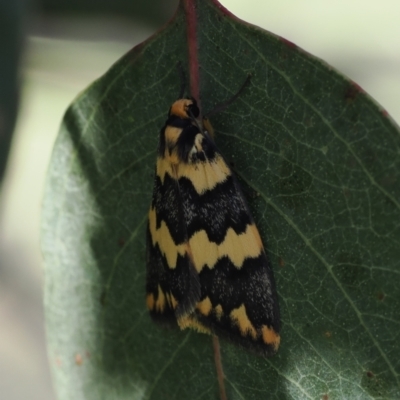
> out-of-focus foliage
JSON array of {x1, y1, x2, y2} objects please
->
[
  {"x1": 38, "y1": 0, "x2": 179, "y2": 25},
  {"x1": 0, "y1": 0, "x2": 24, "y2": 185}
]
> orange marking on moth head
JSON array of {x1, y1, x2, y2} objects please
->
[
  {"x1": 170, "y1": 99, "x2": 193, "y2": 119},
  {"x1": 261, "y1": 326, "x2": 280, "y2": 351}
]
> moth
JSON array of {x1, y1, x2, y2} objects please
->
[{"x1": 146, "y1": 82, "x2": 280, "y2": 356}]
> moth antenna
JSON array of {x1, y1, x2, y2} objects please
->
[{"x1": 206, "y1": 74, "x2": 251, "y2": 118}]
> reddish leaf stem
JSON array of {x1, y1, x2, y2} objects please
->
[
  {"x1": 183, "y1": 0, "x2": 200, "y2": 106},
  {"x1": 213, "y1": 336, "x2": 227, "y2": 400}
]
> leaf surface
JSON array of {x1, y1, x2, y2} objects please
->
[{"x1": 42, "y1": 1, "x2": 400, "y2": 399}]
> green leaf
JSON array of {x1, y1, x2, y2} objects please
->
[{"x1": 42, "y1": 0, "x2": 400, "y2": 399}]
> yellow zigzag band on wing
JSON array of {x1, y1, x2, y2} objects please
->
[
  {"x1": 189, "y1": 226, "x2": 263, "y2": 272},
  {"x1": 148, "y1": 207, "x2": 189, "y2": 269},
  {"x1": 230, "y1": 304, "x2": 280, "y2": 349},
  {"x1": 156, "y1": 155, "x2": 231, "y2": 194},
  {"x1": 148, "y1": 207, "x2": 263, "y2": 271},
  {"x1": 192, "y1": 298, "x2": 280, "y2": 349},
  {"x1": 196, "y1": 297, "x2": 224, "y2": 320},
  {"x1": 177, "y1": 315, "x2": 211, "y2": 334},
  {"x1": 146, "y1": 286, "x2": 178, "y2": 312},
  {"x1": 230, "y1": 304, "x2": 257, "y2": 339}
]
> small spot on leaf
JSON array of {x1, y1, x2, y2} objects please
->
[
  {"x1": 324, "y1": 331, "x2": 332, "y2": 339},
  {"x1": 344, "y1": 82, "x2": 364, "y2": 102},
  {"x1": 361, "y1": 369, "x2": 387, "y2": 397},
  {"x1": 342, "y1": 187, "x2": 351, "y2": 198},
  {"x1": 344, "y1": 86, "x2": 360, "y2": 102},
  {"x1": 75, "y1": 353, "x2": 83, "y2": 366},
  {"x1": 376, "y1": 291, "x2": 385, "y2": 301}
]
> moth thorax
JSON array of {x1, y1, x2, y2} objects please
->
[
  {"x1": 164, "y1": 126, "x2": 182, "y2": 165},
  {"x1": 188, "y1": 133, "x2": 204, "y2": 162}
]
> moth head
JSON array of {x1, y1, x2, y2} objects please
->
[{"x1": 169, "y1": 98, "x2": 199, "y2": 119}]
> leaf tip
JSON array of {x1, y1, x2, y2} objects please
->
[{"x1": 210, "y1": 0, "x2": 237, "y2": 19}]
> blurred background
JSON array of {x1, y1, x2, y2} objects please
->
[{"x1": 0, "y1": 0, "x2": 399, "y2": 398}]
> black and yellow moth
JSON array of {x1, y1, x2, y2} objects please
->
[{"x1": 146, "y1": 94, "x2": 280, "y2": 357}]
